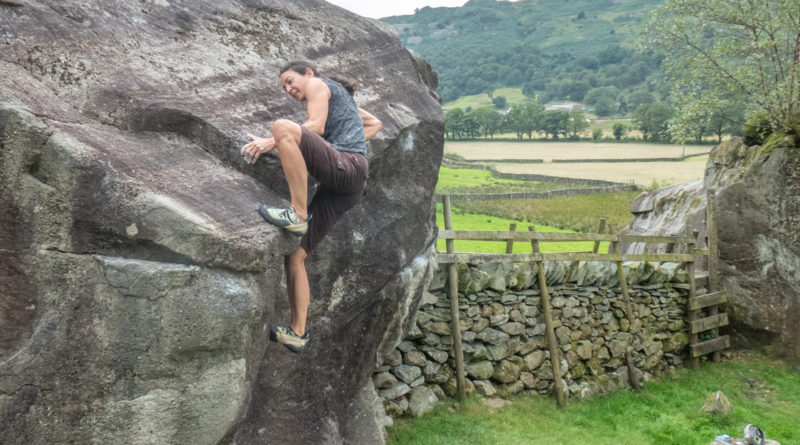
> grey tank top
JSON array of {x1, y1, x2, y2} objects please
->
[{"x1": 319, "y1": 76, "x2": 367, "y2": 155}]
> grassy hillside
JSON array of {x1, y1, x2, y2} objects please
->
[
  {"x1": 442, "y1": 88, "x2": 527, "y2": 111},
  {"x1": 383, "y1": 0, "x2": 665, "y2": 104}
]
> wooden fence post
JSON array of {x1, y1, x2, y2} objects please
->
[
  {"x1": 610, "y1": 224, "x2": 642, "y2": 391},
  {"x1": 443, "y1": 195, "x2": 467, "y2": 401},
  {"x1": 506, "y1": 223, "x2": 517, "y2": 254},
  {"x1": 707, "y1": 191, "x2": 721, "y2": 363},
  {"x1": 593, "y1": 218, "x2": 607, "y2": 254},
  {"x1": 609, "y1": 224, "x2": 634, "y2": 328},
  {"x1": 529, "y1": 226, "x2": 566, "y2": 408},
  {"x1": 686, "y1": 226, "x2": 699, "y2": 369}
]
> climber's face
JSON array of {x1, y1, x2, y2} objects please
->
[{"x1": 280, "y1": 68, "x2": 314, "y2": 102}]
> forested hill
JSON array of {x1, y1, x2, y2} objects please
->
[{"x1": 382, "y1": 0, "x2": 664, "y2": 107}]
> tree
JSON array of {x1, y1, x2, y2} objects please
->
[
  {"x1": 708, "y1": 103, "x2": 746, "y2": 143},
  {"x1": 592, "y1": 128, "x2": 604, "y2": 142},
  {"x1": 492, "y1": 96, "x2": 507, "y2": 109},
  {"x1": 461, "y1": 113, "x2": 480, "y2": 138},
  {"x1": 612, "y1": 122, "x2": 626, "y2": 141},
  {"x1": 444, "y1": 108, "x2": 464, "y2": 139},
  {"x1": 472, "y1": 108, "x2": 504, "y2": 139},
  {"x1": 645, "y1": 0, "x2": 800, "y2": 140},
  {"x1": 512, "y1": 100, "x2": 544, "y2": 139},
  {"x1": 568, "y1": 109, "x2": 589, "y2": 138},
  {"x1": 504, "y1": 106, "x2": 526, "y2": 139},
  {"x1": 633, "y1": 102, "x2": 675, "y2": 142},
  {"x1": 542, "y1": 110, "x2": 570, "y2": 139},
  {"x1": 594, "y1": 96, "x2": 616, "y2": 117}
]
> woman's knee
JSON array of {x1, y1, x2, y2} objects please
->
[
  {"x1": 286, "y1": 247, "x2": 308, "y2": 266},
  {"x1": 273, "y1": 119, "x2": 301, "y2": 144}
]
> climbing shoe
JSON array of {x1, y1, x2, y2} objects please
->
[
  {"x1": 269, "y1": 325, "x2": 309, "y2": 353},
  {"x1": 259, "y1": 205, "x2": 307, "y2": 236}
]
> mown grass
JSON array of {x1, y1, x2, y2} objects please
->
[{"x1": 388, "y1": 352, "x2": 800, "y2": 445}]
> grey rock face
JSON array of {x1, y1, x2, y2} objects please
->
[
  {"x1": 622, "y1": 138, "x2": 800, "y2": 363},
  {"x1": 709, "y1": 141, "x2": 800, "y2": 363},
  {"x1": 0, "y1": 1, "x2": 442, "y2": 444}
]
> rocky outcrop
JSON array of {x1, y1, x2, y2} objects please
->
[
  {"x1": 623, "y1": 138, "x2": 800, "y2": 363},
  {"x1": 0, "y1": 1, "x2": 442, "y2": 444},
  {"x1": 708, "y1": 139, "x2": 800, "y2": 363}
]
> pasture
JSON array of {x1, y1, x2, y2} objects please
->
[
  {"x1": 493, "y1": 157, "x2": 707, "y2": 187},
  {"x1": 445, "y1": 141, "x2": 711, "y2": 162}
]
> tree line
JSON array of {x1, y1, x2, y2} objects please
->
[{"x1": 445, "y1": 100, "x2": 742, "y2": 143}]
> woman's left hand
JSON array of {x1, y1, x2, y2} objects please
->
[{"x1": 242, "y1": 134, "x2": 276, "y2": 164}]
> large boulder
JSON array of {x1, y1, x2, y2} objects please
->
[
  {"x1": 708, "y1": 139, "x2": 800, "y2": 363},
  {"x1": 623, "y1": 138, "x2": 800, "y2": 363},
  {"x1": 0, "y1": 1, "x2": 443, "y2": 444},
  {"x1": 620, "y1": 180, "x2": 708, "y2": 260}
]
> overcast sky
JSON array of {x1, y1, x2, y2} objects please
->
[{"x1": 326, "y1": 0, "x2": 470, "y2": 19}]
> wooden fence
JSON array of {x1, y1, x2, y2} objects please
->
[{"x1": 437, "y1": 195, "x2": 728, "y2": 408}]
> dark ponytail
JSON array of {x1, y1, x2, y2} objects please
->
[
  {"x1": 279, "y1": 60, "x2": 357, "y2": 97},
  {"x1": 328, "y1": 75, "x2": 357, "y2": 96}
]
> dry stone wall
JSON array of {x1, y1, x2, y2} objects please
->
[{"x1": 373, "y1": 260, "x2": 695, "y2": 417}]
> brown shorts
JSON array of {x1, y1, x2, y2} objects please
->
[{"x1": 298, "y1": 127, "x2": 368, "y2": 253}]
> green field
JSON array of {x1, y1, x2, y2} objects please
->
[
  {"x1": 453, "y1": 191, "x2": 641, "y2": 234},
  {"x1": 388, "y1": 352, "x2": 800, "y2": 445},
  {"x1": 442, "y1": 88, "x2": 528, "y2": 112},
  {"x1": 435, "y1": 166, "x2": 635, "y2": 252},
  {"x1": 436, "y1": 166, "x2": 590, "y2": 194},
  {"x1": 435, "y1": 203, "x2": 606, "y2": 253}
]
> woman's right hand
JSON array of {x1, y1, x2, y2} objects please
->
[{"x1": 242, "y1": 134, "x2": 276, "y2": 164}]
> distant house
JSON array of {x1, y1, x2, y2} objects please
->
[
  {"x1": 544, "y1": 103, "x2": 593, "y2": 113},
  {"x1": 545, "y1": 103, "x2": 575, "y2": 111}
]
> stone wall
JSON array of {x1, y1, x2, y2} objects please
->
[
  {"x1": 373, "y1": 260, "x2": 695, "y2": 417},
  {"x1": 434, "y1": 184, "x2": 636, "y2": 202}
]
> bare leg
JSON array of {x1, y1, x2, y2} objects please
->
[
  {"x1": 272, "y1": 119, "x2": 308, "y2": 221},
  {"x1": 285, "y1": 247, "x2": 309, "y2": 336}
]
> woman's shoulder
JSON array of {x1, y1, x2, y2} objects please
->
[{"x1": 306, "y1": 76, "x2": 331, "y2": 98}]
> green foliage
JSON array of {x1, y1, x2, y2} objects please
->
[
  {"x1": 708, "y1": 103, "x2": 745, "y2": 143},
  {"x1": 632, "y1": 102, "x2": 675, "y2": 142},
  {"x1": 389, "y1": 353, "x2": 800, "y2": 445},
  {"x1": 569, "y1": 109, "x2": 590, "y2": 137},
  {"x1": 612, "y1": 122, "x2": 626, "y2": 141},
  {"x1": 592, "y1": 127, "x2": 604, "y2": 141},
  {"x1": 541, "y1": 110, "x2": 570, "y2": 139},
  {"x1": 383, "y1": 0, "x2": 663, "y2": 103},
  {"x1": 743, "y1": 111, "x2": 776, "y2": 146},
  {"x1": 645, "y1": 0, "x2": 800, "y2": 142},
  {"x1": 491, "y1": 96, "x2": 507, "y2": 109},
  {"x1": 505, "y1": 100, "x2": 545, "y2": 140}
]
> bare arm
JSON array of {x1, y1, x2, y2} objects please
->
[
  {"x1": 242, "y1": 78, "x2": 330, "y2": 163},
  {"x1": 302, "y1": 78, "x2": 330, "y2": 135},
  {"x1": 359, "y1": 108, "x2": 382, "y2": 140}
]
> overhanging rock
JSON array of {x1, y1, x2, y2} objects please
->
[{"x1": 0, "y1": 1, "x2": 443, "y2": 443}]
